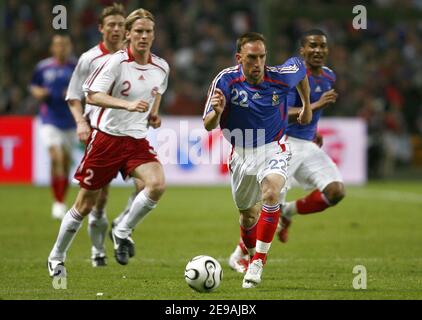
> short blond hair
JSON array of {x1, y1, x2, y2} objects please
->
[{"x1": 125, "y1": 8, "x2": 155, "y2": 31}]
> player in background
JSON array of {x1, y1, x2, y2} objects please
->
[
  {"x1": 228, "y1": 29, "x2": 345, "y2": 272},
  {"x1": 276, "y1": 29, "x2": 345, "y2": 242},
  {"x1": 66, "y1": 3, "x2": 143, "y2": 267},
  {"x1": 203, "y1": 32, "x2": 312, "y2": 288},
  {"x1": 30, "y1": 34, "x2": 77, "y2": 220},
  {"x1": 47, "y1": 8, "x2": 169, "y2": 276}
]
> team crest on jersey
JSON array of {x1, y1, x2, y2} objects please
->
[
  {"x1": 272, "y1": 92, "x2": 279, "y2": 106},
  {"x1": 139, "y1": 74, "x2": 145, "y2": 80},
  {"x1": 44, "y1": 69, "x2": 56, "y2": 83},
  {"x1": 315, "y1": 85, "x2": 322, "y2": 93},
  {"x1": 151, "y1": 86, "x2": 159, "y2": 97}
]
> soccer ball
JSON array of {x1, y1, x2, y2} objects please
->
[{"x1": 184, "y1": 255, "x2": 223, "y2": 293}]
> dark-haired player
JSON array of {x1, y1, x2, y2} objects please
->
[{"x1": 204, "y1": 32, "x2": 312, "y2": 288}]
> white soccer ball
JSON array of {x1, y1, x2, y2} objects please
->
[{"x1": 184, "y1": 255, "x2": 223, "y2": 293}]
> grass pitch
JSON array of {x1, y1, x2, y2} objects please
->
[{"x1": 0, "y1": 182, "x2": 421, "y2": 300}]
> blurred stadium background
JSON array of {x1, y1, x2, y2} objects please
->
[
  {"x1": 1, "y1": 0, "x2": 422, "y2": 181},
  {"x1": 0, "y1": 0, "x2": 421, "y2": 300}
]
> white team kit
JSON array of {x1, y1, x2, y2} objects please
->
[
  {"x1": 66, "y1": 42, "x2": 113, "y2": 117},
  {"x1": 82, "y1": 47, "x2": 169, "y2": 138}
]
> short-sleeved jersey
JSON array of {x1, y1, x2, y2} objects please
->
[
  {"x1": 66, "y1": 42, "x2": 112, "y2": 118},
  {"x1": 203, "y1": 57, "x2": 306, "y2": 148},
  {"x1": 286, "y1": 66, "x2": 336, "y2": 141},
  {"x1": 83, "y1": 47, "x2": 169, "y2": 139},
  {"x1": 31, "y1": 57, "x2": 77, "y2": 129}
]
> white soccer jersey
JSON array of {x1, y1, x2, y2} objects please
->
[
  {"x1": 83, "y1": 47, "x2": 169, "y2": 139},
  {"x1": 66, "y1": 42, "x2": 112, "y2": 117}
]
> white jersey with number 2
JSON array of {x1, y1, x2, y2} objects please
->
[{"x1": 83, "y1": 47, "x2": 169, "y2": 139}]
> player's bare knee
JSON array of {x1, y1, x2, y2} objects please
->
[
  {"x1": 146, "y1": 180, "x2": 166, "y2": 199},
  {"x1": 262, "y1": 188, "x2": 280, "y2": 205},
  {"x1": 74, "y1": 201, "x2": 95, "y2": 216},
  {"x1": 239, "y1": 209, "x2": 258, "y2": 228},
  {"x1": 324, "y1": 182, "x2": 345, "y2": 205},
  {"x1": 75, "y1": 189, "x2": 100, "y2": 215},
  {"x1": 134, "y1": 178, "x2": 145, "y2": 193}
]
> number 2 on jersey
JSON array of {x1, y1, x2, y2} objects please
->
[{"x1": 120, "y1": 81, "x2": 131, "y2": 96}]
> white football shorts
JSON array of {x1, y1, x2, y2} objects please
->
[
  {"x1": 229, "y1": 136, "x2": 291, "y2": 210},
  {"x1": 286, "y1": 136, "x2": 343, "y2": 191},
  {"x1": 40, "y1": 124, "x2": 76, "y2": 153}
]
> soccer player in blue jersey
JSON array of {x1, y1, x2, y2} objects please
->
[
  {"x1": 203, "y1": 32, "x2": 312, "y2": 288},
  {"x1": 276, "y1": 29, "x2": 345, "y2": 243},
  {"x1": 30, "y1": 34, "x2": 77, "y2": 220}
]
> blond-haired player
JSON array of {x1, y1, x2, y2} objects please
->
[
  {"x1": 48, "y1": 8, "x2": 169, "y2": 276},
  {"x1": 66, "y1": 3, "x2": 143, "y2": 268}
]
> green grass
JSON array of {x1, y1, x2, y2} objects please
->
[{"x1": 0, "y1": 182, "x2": 421, "y2": 300}]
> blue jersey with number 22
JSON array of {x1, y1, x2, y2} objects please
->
[{"x1": 203, "y1": 57, "x2": 306, "y2": 148}]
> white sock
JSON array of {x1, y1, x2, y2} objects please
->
[
  {"x1": 88, "y1": 210, "x2": 108, "y2": 256},
  {"x1": 113, "y1": 192, "x2": 137, "y2": 225},
  {"x1": 256, "y1": 240, "x2": 272, "y2": 255},
  {"x1": 283, "y1": 201, "x2": 297, "y2": 220},
  {"x1": 49, "y1": 207, "x2": 84, "y2": 262},
  {"x1": 115, "y1": 191, "x2": 156, "y2": 239}
]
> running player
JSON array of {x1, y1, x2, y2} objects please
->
[
  {"x1": 228, "y1": 30, "x2": 345, "y2": 272},
  {"x1": 203, "y1": 32, "x2": 311, "y2": 288},
  {"x1": 47, "y1": 8, "x2": 169, "y2": 276},
  {"x1": 277, "y1": 29, "x2": 345, "y2": 243},
  {"x1": 66, "y1": 3, "x2": 144, "y2": 267},
  {"x1": 30, "y1": 34, "x2": 76, "y2": 220}
]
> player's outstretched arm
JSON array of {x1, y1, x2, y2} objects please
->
[
  {"x1": 86, "y1": 91, "x2": 149, "y2": 112},
  {"x1": 296, "y1": 76, "x2": 312, "y2": 125},
  {"x1": 204, "y1": 88, "x2": 226, "y2": 131}
]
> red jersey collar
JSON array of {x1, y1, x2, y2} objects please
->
[
  {"x1": 99, "y1": 42, "x2": 110, "y2": 54},
  {"x1": 127, "y1": 46, "x2": 152, "y2": 64}
]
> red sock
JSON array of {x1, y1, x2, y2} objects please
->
[
  {"x1": 238, "y1": 239, "x2": 249, "y2": 255},
  {"x1": 240, "y1": 223, "x2": 257, "y2": 252},
  {"x1": 253, "y1": 204, "x2": 280, "y2": 263},
  {"x1": 52, "y1": 176, "x2": 69, "y2": 203},
  {"x1": 296, "y1": 190, "x2": 330, "y2": 214}
]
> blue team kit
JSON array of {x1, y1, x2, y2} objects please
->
[
  {"x1": 205, "y1": 57, "x2": 306, "y2": 147},
  {"x1": 286, "y1": 66, "x2": 336, "y2": 140},
  {"x1": 31, "y1": 57, "x2": 77, "y2": 129}
]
